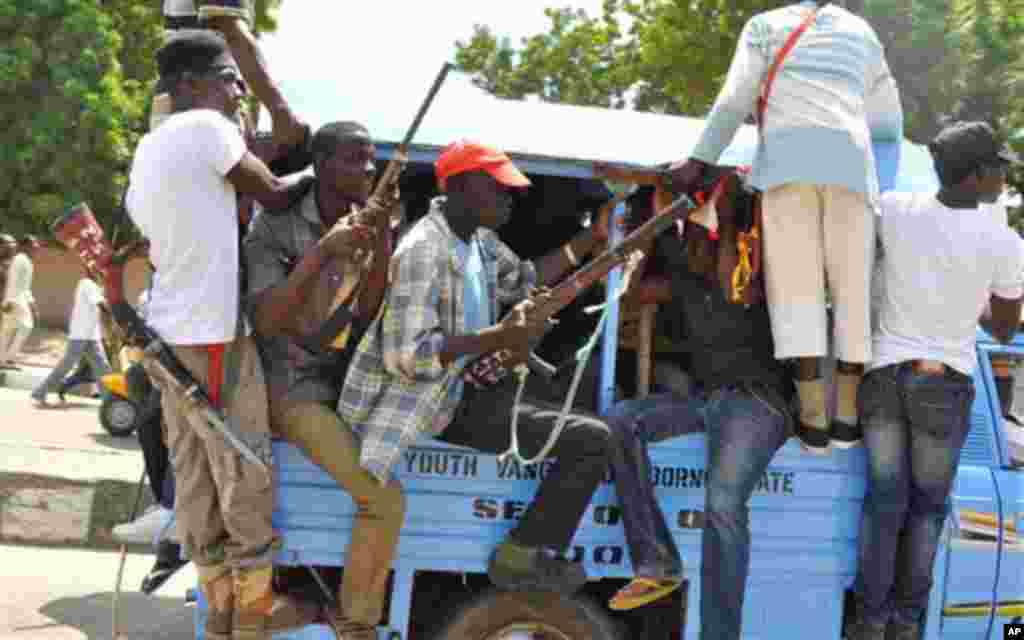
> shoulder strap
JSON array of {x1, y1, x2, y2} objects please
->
[{"x1": 755, "y1": 7, "x2": 820, "y2": 129}]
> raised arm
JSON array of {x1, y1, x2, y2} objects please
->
[{"x1": 205, "y1": 16, "x2": 307, "y2": 148}]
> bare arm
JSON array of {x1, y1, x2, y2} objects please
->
[
  {"x1": 249, "y1": 222, "x2": 375, "y2": 336},
  {"x1": 249, "y1": 246, "x2": 328, "y2": 336},
  {"x1": 439, "y1": 327, "x2": 515, "y2": 368},
  {"x1": 533, "y1": 200, "x2": 613, "y2": 285},
  {"x1": 226, "y1": 151, "x2": 291, "y2": 201},
  {"x1": 980, "y1": 294, "x2": 1023, "y2": 344},
  {"x1": 208, "y1": 17, "x2": 306, "y2": 147}
]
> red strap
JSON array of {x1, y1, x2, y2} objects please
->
[
  {"x1": 206, "y1": 344, "x2": 226, "y2": 409},
  {"x1": 756, "y1": 8, "x2": 820, "y2": 129}
]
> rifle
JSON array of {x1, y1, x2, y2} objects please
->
[
  {"x1": 305, "y1": 62, "x2": 455, "y2": 355},
  {"x1": 461, "y1": 186, "x2": 699, "y2": 389},
  {"x1": 51, "y1": 203, "x2": 271, "y2": 481}
]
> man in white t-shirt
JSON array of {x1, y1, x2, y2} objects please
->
[
  {"x1": 1, "y1": 235, "x2": 40, "y2": 369},
  {"x1": 31, "y1": 278, "x2": 111, "y2": 404},
  {"x1": 849, "y1": 121, "x2": 1024, "y2": 640},
  {"x1": 124, "y1": 31, "x2": 325, "y2": 639}
]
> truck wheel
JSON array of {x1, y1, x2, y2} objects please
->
[
  {"x1": 431, "y1": 589, "x2": 622, "y2": 640},
  {"x1": 99, "y1": 395, "x2": 139, "y2": 437}
]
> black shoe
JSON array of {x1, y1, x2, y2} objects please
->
[
  {"x1": 140, "y1": 541, "x2": 187, "y2": 595},
  {"x1": 57, "y1": 390, "x2": 66, "y2": 404},
  {"x1": 487, "y1": 541, "x2": 587, "y2": 594},
  {"x1": 831, "y1": 420, "x2": 863, "y2": 449},
  {"x1": 796, "y1": 421, "x2": 831, "y2": 455}
]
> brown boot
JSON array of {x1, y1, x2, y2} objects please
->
[
  {"x1": 197, "y1": 565, "x2": 234, "y2": 640},
  {"x1": 233, "y1": 566, "x2": 318, "y2": 640}
]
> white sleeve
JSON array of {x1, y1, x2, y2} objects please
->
[
  {"x1": 195, "y1": 111, "x2": 248, "y2": 177},
  {"x1": 690, "y1": 17, "x2": 769, "y2": 163},
  {"x1": 992, "y1": 229, "x2": 1024, "y2": 299}
]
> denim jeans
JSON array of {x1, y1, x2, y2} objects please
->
[
  {"x1": 855, "y1": 364, "x2": 975, "y2": 627},
  {"x1": 33, "y1": 339, "x2": 112, "y2": 398},
  {"x1": 607, "y1": 386, "x2": 789, "y2": 640},
  {"x1": 606, "y1": 393, "x2": 704, "y2": 578}
]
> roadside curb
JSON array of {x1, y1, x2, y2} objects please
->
[{"x1": 0, "y1": 471, "x2": 156, "y2": 552}]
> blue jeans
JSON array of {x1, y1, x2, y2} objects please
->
[
  {"x1": 855, "y1": 364, "x2": 975, "y2": 627},
  {"x1": 33, "y1": 339, "x2": 111, "y2": 398},
  {"x1": 607, "y1": 386, "x2": 790, "y2": 640}
]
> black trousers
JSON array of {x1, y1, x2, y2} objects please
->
[
  {"x1": 438, "y1": 376, "x2": 611, "y2": 551},
  {"x1": 130, "y1": 365, "x2": 175, "y2": 510}
]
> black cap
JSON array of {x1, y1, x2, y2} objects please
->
[
  {"x1": 929, "y1": 121, "x2": 1020, "y2": 168},
  {"x1": 156, "y1": 30, "x2": 230, "y2": 81}
]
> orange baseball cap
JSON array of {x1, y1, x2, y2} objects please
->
[{"x1": 435, "y1": 140, "x2": 531, "y2": 191}]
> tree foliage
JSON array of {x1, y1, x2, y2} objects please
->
[
  {"x1": 455, "y1": 0, "x2": 1024, "y2": 142},
  {"x1": 0, "y1": 0, "x2": 158, "y2": 237},
  {"x1": 455, "y1": 0, "x2": 780, "y2": 115},
  {"x1": 0, "y1": 0, "x2": 282, "y2": 238},
  {"x1": 456, "y1": 0, "x2": 1024, "y2": 228}
]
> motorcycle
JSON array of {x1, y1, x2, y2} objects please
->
[{"x1": 97, "y1": 347, "x2": 157, "y2": 437}]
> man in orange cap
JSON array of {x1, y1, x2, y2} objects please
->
[{"x1": 341, "y1": 140, "x2": 613, "y2": 594}]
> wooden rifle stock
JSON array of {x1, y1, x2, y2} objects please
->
[
  {"x1": 315, "y1": 62, "x2": 455, "y2": 353},
  {"x1": 461, "y1": 189, "x2": 698, "y2": 389}
]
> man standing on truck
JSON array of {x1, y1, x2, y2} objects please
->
[
  {"x1": 668, "y1": 0, "x2": 903, "y2": 454},
  {"x1": 848, "y1": 121, "x2": 1024, "y2": 640},
  {"x1": 245, "y1": 121, "x2": 403, "y2": 640},
  {"x1": 340, "y1": 140, "x2": 614, "y2": 594},
  {"x1": 600, "y1": 208, "x2": 795, "y2": 640},
  {"x1": 126, "y1": 30, "x2": 321, "y2": 640}
]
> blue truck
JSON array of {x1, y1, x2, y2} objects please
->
[{"x1": 192, "y1": 77, "x2": 1024, "y2": 639}]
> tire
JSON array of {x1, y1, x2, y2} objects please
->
[
  {"x1": 99, "y1": 395, "x2": 139, "y2": 437},
  {"x1": 431, "y1": 589, "x2": 622, "y2": 640}
]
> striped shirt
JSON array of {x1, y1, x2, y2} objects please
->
[{"x1": 690, "y1": 1, "x2": 903, "y2": 211}]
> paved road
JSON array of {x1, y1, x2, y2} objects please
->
[
  {"x1": 0, "y1": 386, "x2": 143, "y2": 484},
  {"x1": 0, "y1": 544, "x2": 197, "y2": 640}
]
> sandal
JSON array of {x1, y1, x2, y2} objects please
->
[{"x1": 609, "y1": 577, "x2": 682, "y2": 611}]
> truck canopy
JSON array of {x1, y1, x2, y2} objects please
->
[{"x1": 284, "y1": 69, "x2": 939, "y2": 192}]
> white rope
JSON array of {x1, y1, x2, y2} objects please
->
[{"x1": 498, "y1": 253, "x2": 643, "y2": 466}]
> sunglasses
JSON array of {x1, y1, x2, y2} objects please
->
[{"x1": 207, "y1": 66, "x2": 247, "y2": 93}]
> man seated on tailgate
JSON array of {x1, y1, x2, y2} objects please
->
[
  {"x1": 244, "y1": 121, "x2": 404, "y2": 640},
  {"x1": 340, "y1": 141, "x2": 614, "y2": 595}
]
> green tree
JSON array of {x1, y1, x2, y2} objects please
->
[
  {"x1": 0, "y1": 0, "x2": 282, "y2": 238},
  {"x1": 455, "y1": 0, "x2": 1024, "y2": 143},
  {"x1": 0, "y1": 0, "x2": 156, "y2": 237}
]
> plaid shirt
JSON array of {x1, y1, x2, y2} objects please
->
[{"x1": 339, "y1": 198, "x2": 537, "y2": 483}]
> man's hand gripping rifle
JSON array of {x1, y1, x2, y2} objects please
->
[
  {"x1": 462, "y1": 173, "x2": 698, "y2": 390},
  {"x1": 308, "y1": 62, "x2": 455, "y2": 354},
  {"x1": 52, "y1": 203, "x2": 271, "y2": 482}
]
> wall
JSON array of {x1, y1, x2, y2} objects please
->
[{"x1": 29, "y1": 247, "x2": 150, "y2": 330}]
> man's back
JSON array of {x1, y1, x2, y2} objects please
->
[
  {"x1": 126, "y1": 108, "x2": 247, "y2": 344},
  {"x1": 749, "y1": 2, "x2": 900, "y2": 194},
  {"x1": 873, "y1": 191, "x2": 1024, "y2": 374},
  {"x1": 68, "y1": 279, "x2": 103, "y2": 342}
]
